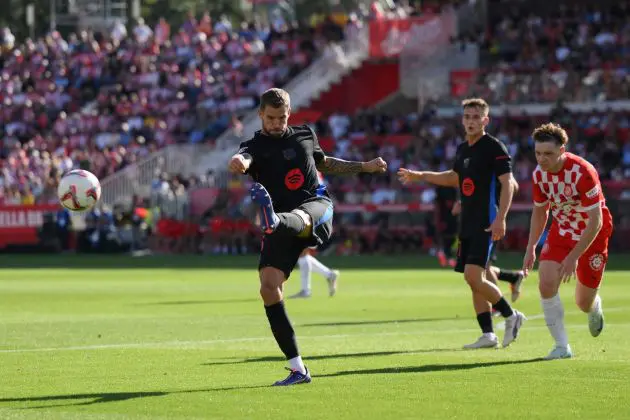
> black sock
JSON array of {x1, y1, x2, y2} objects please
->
[
  {"x1": 498, "y1": 269, "x2": 521, "y2": 284},
  {"x1": 492, "y1": 297, "x2": 514, "y2": 318},
  {"x1": 264, "y1": 301, "x2": 299, "y2": 359},
  {"x1": 476, "y1": 312, "x2": 494, "y2": 334},
  {"x1": 275, "y1": 213, "x2": 306, "y2": 236}
]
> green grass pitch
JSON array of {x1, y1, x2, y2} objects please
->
[{"x1": 1, "y1": 254, "x2": 629, "y2": 419}]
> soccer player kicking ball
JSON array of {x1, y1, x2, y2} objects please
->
[
  {"x1": 228, "y1": 88, "x2": 387, "y2": 386},
  {"x1": 398, "y1": 98, "x2": 526, "y2": 349},
  {"x1": 523, "y1": 123, "x2": 611, "y2": 360}
]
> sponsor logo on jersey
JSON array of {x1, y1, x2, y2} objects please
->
[
  {"x1": 285, "y1": 168, "x2": 305, "y2": 191},
  {"x1": 461, "y1": 178, "x2": 475, "y2": 196},
  {"x1": 586, "y1": 186, "x2": 600, "y2": 199}
]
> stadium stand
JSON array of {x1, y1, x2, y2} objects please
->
[{"x1": 1, "y1": 0, "x2": 629, "y2": 255}]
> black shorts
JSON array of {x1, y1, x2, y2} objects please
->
[
  {"x1": 259, "y1": 196, "x2": 334, "y2": 279},
  {"x1": 454, "y1": 232, "x2": 496, "y2": 273}
]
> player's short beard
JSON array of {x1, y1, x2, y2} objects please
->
[{"x1": 265, "y1": 127, "x2": 286, "y2": 138}]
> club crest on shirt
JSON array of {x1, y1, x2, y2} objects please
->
[
  {"x1": 589, "y1": 253, "x2": 604, "y2": 271},
  {"x1": 283, "y1": 148, "x2": 296, "y2": 160},
  {"x1": 563, "y1": 185, "x2": 572, "y2": 197}
]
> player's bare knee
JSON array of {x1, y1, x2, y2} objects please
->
[
  {"x1": 538, "y1": 281, "x2": 557, "y2": 299},
  {"x1": 575, "y1": 295, "x2": 593, "y2": 313},
  {"x1": 575, "y1": 288, "x2": 597, "y2": 313},
  {"x1": 463, "y1": 267, "x2": 484, "y2": 291},
  {"x1": 292, "y1": 209, "x2": 313, "y2": 238},
  {"x1": 259, "y1": 267, "x2": 285, "y2": 301},
  {"x1": 464, "y1": 277, "x2": 481, "y2": 291},
  {"x1": 292, "y1": 209, "x2": 312, "y2": 227}
]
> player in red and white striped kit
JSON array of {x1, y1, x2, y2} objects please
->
[{"x1": 523, "y1": 123, "x2": 612, "y2": 360}]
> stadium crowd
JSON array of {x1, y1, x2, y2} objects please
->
[
  {"x1": 0, "y1": 10, "x2": 357, "y2": 205},
  {"x1": 448, "y1": 0, "x2": 630, "y2": 104},
  {"x1": 2, "y1": 0, "x2": 630, "y2": 255}
]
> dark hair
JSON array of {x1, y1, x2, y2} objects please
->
[
  {"x1": 532, "y1": 123, "x2": 569, "y2": 146},
  {"x1": 260, "y1": 88, "x2": 290, "y2": 110},
  {"x1": 461, "y1": 97, "x2": 489, "y2": 115}
]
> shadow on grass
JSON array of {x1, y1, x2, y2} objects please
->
[
  {"x1": 2, "y1": 386, "x2": 269, "y2": 409},
  {"x1": 299, "y1": 317, "x2": 457, "y2": 327},
  {"x1": 140, "y1": 298, "x2": 258, "y2": 306},
  {"x1": 202, "y1": 348, "x2": 463, "y2": 366},
  {"x1": 1, "y1": 358, "x2": 546, "y2": 409},
  {"x1": 314, "y1": 357, "x2": 546, "y2": 378}
]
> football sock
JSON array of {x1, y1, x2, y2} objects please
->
[
  {"x1": 497, "y1": 269, "x2": 521, "y2": 284},
  {"x1": 589, "y1": 294, "x2": 601, "y2": 314},
  {"x1": 492, "y1": 297, "x2": 515, "y2": 318},
  {"x1": 541, "y1": 294, "x2": 569, "y2": 347},
  {"x1": 308, "y1": 255, "x2": 332, "y2": 278},
  {"x1": 476, "y1": 312, "x2": 494, "y2": 334},
  {"x1": 297, "y1": 256, "x2": 312, "y2": 292},
  {"x1": 288, "y1": 356, "x2": 307, "y2": 375},
  {"x1": 265, "y1": 301, "x2": 300, "y2": 361},
  {"x1": 275, "y1": 212, "x2": 306, "y2": 236}
]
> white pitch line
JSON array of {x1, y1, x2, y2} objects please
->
[{"x1": 1, "y1": 308, "x2": 626, "y2": 354}]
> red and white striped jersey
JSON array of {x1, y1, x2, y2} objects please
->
[{"x1": 532, "y1": 153, "x2": 610, "y2": 241}]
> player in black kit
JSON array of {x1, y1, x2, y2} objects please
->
[
  {"x1": 397, "y1": 98, "x2": 525, "y2": 349},
  {"x1": 434, "y1": 185, "x2": 459, "y2": 267},
  {"x1": 228, "y1": 88, "x2": 387, "y2": 386}
]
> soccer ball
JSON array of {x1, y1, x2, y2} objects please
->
[{"x1": 57, "y1": 169, "x2": 101, "y2": 212}]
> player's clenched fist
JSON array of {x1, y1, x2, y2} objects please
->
[
  {"x1": 364, "y1": 157, "x2": 388, "y2": 173},
  {"x1": 228, "y1": 154, "x2": 250, "y2": 174},
  {"x1": 397, "y1": 168, "x2": 424, "y2": 185}
]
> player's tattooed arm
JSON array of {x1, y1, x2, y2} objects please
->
[
  {"x1": 317, "y1": 156, "x2": 387, "y2": 175},
  {"x1": 316, "y1": 157, "x2": 364, "y2": 175}
]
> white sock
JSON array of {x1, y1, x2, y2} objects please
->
[
  {"x1": 288, "y1": 356, "x2": 306, "y2": 374},
  {"x1": 483, "y1": 332, "x2": 497, "y2": 339},
  {"x1": 590, "y1": 294, "x2": 602, "y2": 314},
  {"x1": 297, "y1": 256, "x2": 311, "y2": 293},
  {"x1": 308, "y1": 255, "x2": 332, "y2": 279},
  {"x1": 541, "y1": 294, "x2": 569, "y2": 347}
]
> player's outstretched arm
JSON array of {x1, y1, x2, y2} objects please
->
[
  {"x1": 228, "y1": 153, "x2": 253, "y2": 174},
  {"x1": 316, "y1": 156, "x2": 387, "y2": 175},
  {"x1": 397, "y1": 168, "x2": 459, "y2": 187}
]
